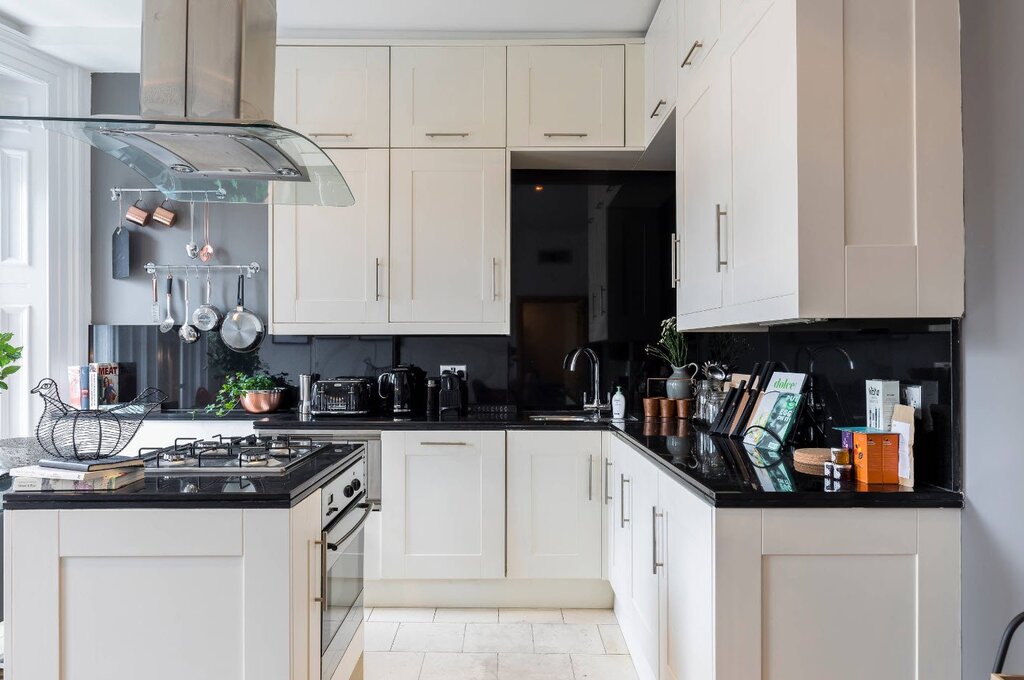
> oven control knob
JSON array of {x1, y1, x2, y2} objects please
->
[
  {"x1": 351, "y1": 479, "x2": 362, "y2": 492},
  {"x1": 343, "y1": 484, "x2": 355, "y2": 498}
]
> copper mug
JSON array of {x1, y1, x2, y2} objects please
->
[
  {"x1": 659, "y1": 398, "x2": 677, "y2": 419},
  {"x1": 125, "y1": 200, "x2": 151, "y2": 226},
  {"x1": 153, "y1": 200, "x2": 177, "y2": 227},
  {"x1": 643, "y1": 397, "x2": 663, "y2": 419}
]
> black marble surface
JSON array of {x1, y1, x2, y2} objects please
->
[
  {"x1": 3, "y1": 415, "x2": 962, "y2": 510},
  {"x1": 2, "y1": 445, "x2": 358, "y2": 510}
]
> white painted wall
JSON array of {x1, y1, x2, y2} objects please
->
[{"x1": 961, "y1": 0, "x2": 1024, "y2": 675}]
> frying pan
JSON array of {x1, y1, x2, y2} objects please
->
[{"x1": 219, "y1": 274, "x2": 264, "y2": 353}]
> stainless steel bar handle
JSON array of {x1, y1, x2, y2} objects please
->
[
  {"x1": 671, "y1": 233, "x2": 680, "y2": 288},
  {"x1": 421, "y1": 441, "x2": 469, "y2": 446},
  {"x1": 544, "y1": 133, "x2": 589, "y2": 138},
  {"x1": 426, "y1": 132, "x2": 470, "y2": 137},
  {"x1": 604, "y1": 460, "x2": 613, "y2": 504},
  {"x1": 652, "y1": 507, "x2": 665, "y2": 574},
  {"x1": 650, "y1": 99, "x2": 667, "y2": 118},
  {"x1": 310, "y1": 132, "x2": 353, "y2": 138},
  {"x1": 620, "y1": 475, "x2": 631, "y2": 528},
  {"x1": 314, "y1": 538, "x2": 326, "y2": 610},
  {"x1": 716, "y1": 204, "x2": 728, "y2": 272},
  {"x1": 327, "y1": 502, "x2": 376, "y2": 551},
  {"x1": 374, "y1": 257, "x2": 381, "y2": 301},
  {"x1": 492, "y1": 257, "x2": 499, "y2": 301},
  {"x1": 681, "y1": 40, "x2": 704, "y2": 67},
  {"x1": 588, "y1": 454, "x2": 594, "y2": 501}
]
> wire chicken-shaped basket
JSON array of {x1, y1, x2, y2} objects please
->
[{"x1": 31, "y1": 378, "x2": 167, "y2": 460}]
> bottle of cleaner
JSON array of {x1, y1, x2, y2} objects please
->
[{"x1": 611, "y1": 386, "x2": 626, "y2": 419}]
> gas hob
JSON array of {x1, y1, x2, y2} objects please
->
[{"x1": 139, "y1": 434, "x2": 356, "y2": 475}]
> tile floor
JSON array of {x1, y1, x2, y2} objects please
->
[{"x1": 363, "y1": 607, "x2": 639, "y2": 680}]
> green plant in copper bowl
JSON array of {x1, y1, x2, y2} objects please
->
[{"x1": 206, "y1": 372, "x2": 282, "y2": 416}]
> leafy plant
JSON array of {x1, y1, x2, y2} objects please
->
[
  {"x1": 645, "y1": 318, "x2": 688, "y2": 367},
  {"x1": 206, "y1": 372, "x2": 278, "y2": 416},
  {"x1": 0, "y1": 331, "x2": 23, "y2": 391}
]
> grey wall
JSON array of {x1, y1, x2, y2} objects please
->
[
  {"x1": 962, "y1": 0, "x2": 1024, "y2": 675},
  {"x1": 90, "y1": 73, "x2": 269, "y2": 325}
]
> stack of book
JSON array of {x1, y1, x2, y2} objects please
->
[{"x1": 9, "y1": 456, "x2": 145, "y2": 492}]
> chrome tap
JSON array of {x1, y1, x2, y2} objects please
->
[{"x1": 563, "y1": 347, "x2": 610, "y2": 413}]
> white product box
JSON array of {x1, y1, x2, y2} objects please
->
[{"x1": 866, "y1": 379, "x2": 900, "y2": 431}]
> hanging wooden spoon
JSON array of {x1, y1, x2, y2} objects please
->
[{"x1": 199, "y1": 203, "x2": 214, "y2": 262}]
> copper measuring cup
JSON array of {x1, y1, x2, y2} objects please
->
[
  {"x1": 153, "y1": 200, "x2": 177, "y2": 227},
  {"x1": 125, "y1": 199, "x2": 151, "y2": 226}
]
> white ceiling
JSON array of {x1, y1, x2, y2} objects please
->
[{"x1": 0, "y1": 0, "x2": 658, "y2": 72}]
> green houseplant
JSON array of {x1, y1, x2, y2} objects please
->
[
  {"x1": 0, "y1": 331, "x2": 23, "y2": 391},
  {"x1": 206, "y1": 372, "x2": 280, "y2": 416},
  {"x1": 646, "y1": 318, "x2": 697, "y2": 399}
]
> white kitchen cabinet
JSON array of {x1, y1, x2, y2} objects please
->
[
  {"x1": 390, "y1": 46, "x2": 506, "y2": 148},
  {"x1": 644, "y1": 0, "x2": 678, "y2": 144},
  {"x1": 609, "y1": 435, "x2": 961, "y2": 680},
  {"x1": 622, "y1": 445, "x2": 661, "y2": 680},
  {"x1": 675, "y1": 0, "x2": 964, "y2": 329},
  {"x1": 271, "y1": 149, "x2": 389, "y2": 334},
  {"x1": 4, "y1": 501, "x2": 323, "y2": 680},
  {"x1": 507, "y1": 45, "x2": 625, "y2": 147},
  {"x1": 389, "y1": 149, "x2": 508, "y2": 332},
  {"x1": 679, "y1": 0, "x2": 721, "y2": 72},
  {"x1": 674, "y1": 64, "x2": 730, "y2": 317},
  {"x1": 507, "y1": 431, "x2": 603, "y2": 579},
  {"x1": 275, "y1": 46, "x2": 390, "y2": 147},
  {"x1": 607, "y1": 434, "x2": 632, "y2": 600},
  {"x1": 380, "y1": 431, "x2": 506, "y2": 579}
]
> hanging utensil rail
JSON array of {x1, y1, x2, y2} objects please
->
[
  {"x1": 144, "y1": 262, "x2": 261, "y2": 278},
  {"x1": 110, "y1": 187, "x2": 227, "y2": 202}
]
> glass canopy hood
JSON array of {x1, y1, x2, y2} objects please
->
[{"x1": 1, "y1": 115, "x2": 355, "y2": 207}]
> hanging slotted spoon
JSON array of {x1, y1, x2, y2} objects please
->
[
  {"x1": 179, "y1": 275, "x2": 199, "y2": 344},
  {"x1": 158, "y1": 274, "x2": 175, "y2": 333}
]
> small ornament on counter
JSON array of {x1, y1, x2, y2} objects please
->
[{"x1": 830, "y1": 447, "x2": 851, "y2": 466}]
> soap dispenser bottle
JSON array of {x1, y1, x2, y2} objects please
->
[{"x1": 611, "y1": 386, "x2": 626, "y2": 419}]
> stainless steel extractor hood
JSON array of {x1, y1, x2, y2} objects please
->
[{"x1": 0, "y1": 0, "x2": 353, "y2": 207}]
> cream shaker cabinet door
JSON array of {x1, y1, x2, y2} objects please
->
[
  {"x1": 506, "y1": 431, "x2": 603, "y2": 579},
  {"x1": 380, "y1": 431, "x2": 506, "y2": 579},
  {"x1": 391, "y1": 46, "x2": 506, "y2": 148},
  {"x1": 272, "y1": 149, "x2": 389, "y2": 329},
  {"x1": 645, "y1": 0, "x2": 679, "y2": 144},
  {"x1": 625, "y1": 451, "x2": 662, "y2": 680},
  {"x1": 507, "y1": 45, "x2": 625, "y2": 147},
  {"x1": 679, "y1": 0, "x2": 721, "y2": 72},
  {"x1": 389, "y1": 149, "x2": 507, "y2": 328},
  {"x1": 608, "y1": 438, "x2": 634, "y2": 601},
  {"x1": 676, "y1": 69, "x2": 730, "y2": 317},
  {"x1": 275, "y1": 46, "x2": 389, "y2": 147},
  {"x1": 726, "y1": 1, "x2": 798, "y2": 308}
]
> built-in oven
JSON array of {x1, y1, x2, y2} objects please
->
[{"x1": 317, "y1": 453, "x2": 372, "y2": 680}]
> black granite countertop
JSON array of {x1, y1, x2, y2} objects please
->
[
  {"x1": 2, "y1": 413, "x2": 963, "y2": 510},
  {"x1": 1, "y1": 446, "x2": 357, "y2": 510},
  {"x1": 257, "y1": 413, "x2": 962, "y2": 509}
]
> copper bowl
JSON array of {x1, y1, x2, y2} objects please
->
[{"x1": 240, "y1": 389, "x2": 283, "y2": 414}]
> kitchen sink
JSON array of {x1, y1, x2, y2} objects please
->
[{"x1": 527, "y1": 414, "x2": 598, "y2": 422}]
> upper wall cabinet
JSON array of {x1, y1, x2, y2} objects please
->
[
  {"x1": 679, "y1": 0, "x2": 721, "y2": 73},
  {"x1": 674, "y1": 0, "x2": 964, "y2": 329},
  {"x1": 644, "y1": 0, "x2": 678, "y2": 144},
  {"x1": 275, "y1": 46, "x2": 390, "y2": 147},
  {"x1": 389, "y1": 149, "x2": 508, "y2": 332},
  {"x1": 270, "y1": 149, "x2": 390, "y2": 334},
  {"x1": 507, "y1": 45, "x2": 625, "y2": 147},
  {"x1": 391, "y1": 46, "x2": 507, "y2": 148}
]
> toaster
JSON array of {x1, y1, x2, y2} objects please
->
[{"x1": 311, "y1": 377, "x2": 374, "y2": 416}]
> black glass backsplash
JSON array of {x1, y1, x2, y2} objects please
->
[{"x1": 89, "y1": 170, "x2": 961, "y2": 490}]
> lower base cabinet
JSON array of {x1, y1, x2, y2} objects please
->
[
  {"x1": 4, "y1": 497, "x2": 324, "y2": 680},
  {"x1": 610, "y1": 435, "x2": 962, "y2": 680},
  {"x1": 380, "y1": 431, "x2": 506, "y2": 579},
  {"x1": 506, "y1": 431, "x2": 603, "y2": 579}
]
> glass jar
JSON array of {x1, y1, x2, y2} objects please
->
[
  {"x1": 694, "y1": 379, "x2": 725, "y2": 424},
  {"x1": 702, "y1": 385, "x2": 728, "y2": 425}
]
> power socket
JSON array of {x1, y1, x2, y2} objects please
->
[{"x1": 440, "y1": 364, "x2": 467, "y2": 381}]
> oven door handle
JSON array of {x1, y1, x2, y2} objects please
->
[{"x1": 327, "y1": 502, "x2": 375, "y2": 551}]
